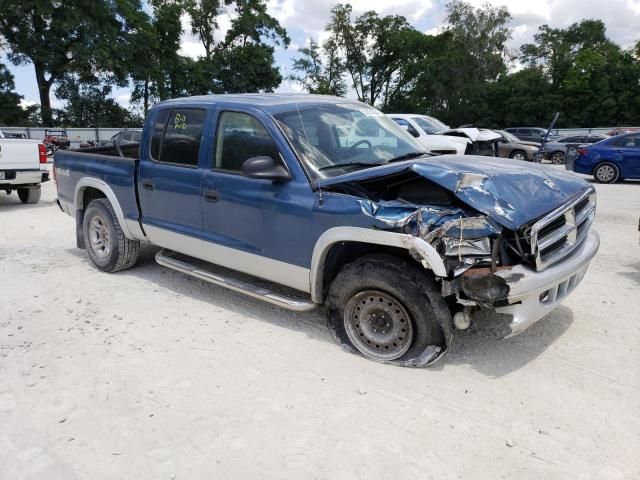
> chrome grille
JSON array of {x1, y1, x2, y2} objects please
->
[{"x1": 530, "y1": 189, "x2": 596, "y2": 271}]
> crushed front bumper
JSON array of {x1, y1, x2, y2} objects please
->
[{"x1": 494, "y1": 230, "x2": 599, "y2": 335}]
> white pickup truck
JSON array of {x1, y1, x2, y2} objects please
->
[{"x1": 0, "y1": 130, "x2": 49, "y2": 204}]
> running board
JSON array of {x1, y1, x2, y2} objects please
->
[{"x1": 155, "y1": 249, "x2": 318, "y2": 312}]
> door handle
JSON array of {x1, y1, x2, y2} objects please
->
[
  {"x1": 142, "y1": 179, "x2": 155, "y2": 190},
  {"x1": 204, "y1": 190, "x2": 219, "y2": 202}
]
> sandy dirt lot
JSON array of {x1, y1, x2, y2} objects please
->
[{"x1": 1, "y1": 166, "x2": 639, "y2": 479}]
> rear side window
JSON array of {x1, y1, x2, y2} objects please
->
[
  {"x1": 215, "y1": 112, "x2": 279, "y2": 172},
  {"x1": 613, "y1": 134, "x2": 640, "y2": 148},
  {"x1": 150, "y1": 108, "x2": 206, "y2": 166}
]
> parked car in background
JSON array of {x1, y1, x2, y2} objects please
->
[
  {"x1": 0, "y1": 130, "x2": 49, "y2": 204},
  {"x1": 542, "y1": 134, "x2": 610, "y2": 165},
  {"x1": 504, "y1": 127, "x2": 559, "y2": 143},
  {"x1": 571, "y1": 132, "x2": 640, "y2": 183},
  {"x1": 99, "y1": 129, "x2": 142, "y2": 147},
  {"x1": 606, "y1": 127, "x2": 640, "y2": 136},
  {"x1": 0, "y1": 131, "x2": 27, "y2": 139},
  {"x1": 439, "y1": 127, "x2": 502, "y2": 156},
  {"x1": 493, "y1": 130, "x2": 539, "y2": 161},
  {"x1": 388, "y1": 114, "x2": 469, "y2": 155}
]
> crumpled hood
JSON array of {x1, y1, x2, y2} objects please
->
[
  {"x1": 319, "y1": 155, "x2": 593, "y2": 230},
  {"x1": 440, "y1": 128, "x2": 502, "y2": 142}
]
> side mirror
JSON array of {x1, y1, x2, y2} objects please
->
[
  {"x1": 241, "y1": 156, "x2": 291, "y2": 182},
  {"x1": 399, "y1": 124, "x2": 419, "y2": 138},
  {"x1": 500, "y1": 137, "x2": 508, "y2": 143}
]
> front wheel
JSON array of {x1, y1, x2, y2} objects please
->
[
  {"x1": 550, "y1": 151, "x2": 566, "y2": 164},
  {"x1": 509, "y1": 150, "x2": 527, "y2": 161},
  {"x1": 17, "y1": 186, "x2": 41, "y2": 204},
  {"x1": 326, "y1": 255, "x2": 450, "y2": 367},
  {"x1": 593, "y1": 162, "x2": 620, "y2": 184},
  {"x1": 82, "y1": 198, "x2": 140, "y2": 272}
]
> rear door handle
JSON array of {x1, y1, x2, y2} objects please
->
[
  {"x1": 142, "y1": 179, "x2": 155, "y2": 190},
  {"x1": 204, "y1": 190, "x2": 219, "y2": 202}
]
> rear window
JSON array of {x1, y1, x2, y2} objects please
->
[{"x1": 150, "y1": 108, "x2": 206, "y2": 166}]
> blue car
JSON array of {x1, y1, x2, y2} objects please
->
[{"x1": 572, "y1": 133, "x2": 640, "y2": 183}]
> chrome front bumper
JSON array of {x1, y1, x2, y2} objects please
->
[{"x1": 495, "y1": 230, "x2": 600, "y2": 335}]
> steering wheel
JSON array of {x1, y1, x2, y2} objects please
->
[
  {"x1": 114, "y1": 133, "x2": 124, "y2": 158},
  {"x1": 350, "y1": 139, "x2": 372, "y2": 150}
]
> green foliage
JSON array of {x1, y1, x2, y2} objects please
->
[
  {"x1": 0, "y1": 0, "x2": 146, "y2": 125},
  {"x1": 519, "y1": 20, "x2": 640, "y2": 127},
  {"x1": 290, "y1": 39, "x2": 347, "y2": 96},
  {"x1": 56, "y1": 77, "x2": 142, "y2": 128},
  {"x1": 0, "y1": 63, "x2": 29, "y2": 125},
  {"x1": 324, "y1": 4, "x2": 423, "y2": 107}
]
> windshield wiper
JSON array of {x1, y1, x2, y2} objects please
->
[
  {"x1": 319, "y1": 162, "x2": 386, "y2": 171},
  {"x1": 387, "y1": 152, "x2": 430, "y2": 163}
]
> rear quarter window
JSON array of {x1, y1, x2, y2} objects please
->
[{"x1": 150, "y1": 108, "x2": 207, "y2": 166}]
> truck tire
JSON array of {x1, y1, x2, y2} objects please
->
[
  {"x1": 17, "y1": 186, "x2": 41, "y2": 204},
  {"x1": 82, "y1": 198, "x2": 140, "y2": 272},
  {"x1": 326, "y1": 254, "x2": 450, "y2": 367}
]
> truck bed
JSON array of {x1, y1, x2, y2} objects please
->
[{"x1": 54, "y1": 146, "x2": 141, "y2": 225}]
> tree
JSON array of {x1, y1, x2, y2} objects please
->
[
  {"x1": 187, "y1": 0, "x2": 223, "y2": 60},
  {"x1": 520, "y1": 20, "x2": 640, "y2": 126},
  {"x1": 55, "y1": 76, "x2": 142, "y2": 128},
  {"x1": 325, "y1": 4, "x2": 423, "y2": 108},
  {"x1": 0, "y1": 63, "x2": 29, "y2": 125},
  {"x1": 290, "y1": 39, "x2": 347, "y2": 96},
  {"x1": 385, "y1": 1, "x2": 512, "y2": 126},
  {"x1": 0, "y1": 0, "x2": 145, "y2": 125}
]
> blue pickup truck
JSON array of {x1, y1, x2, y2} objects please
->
[{"x1": 54, "y1": 94, "x2": 599, "y2": 366}]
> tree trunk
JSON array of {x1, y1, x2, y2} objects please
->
[{"x1": 34, "y1": 62, "x2": 53, "y2": 126}]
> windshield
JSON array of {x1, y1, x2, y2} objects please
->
[
  {"x1": 274, "y1": 103, "x2": 428, "y2": 179},
  {"x1": 412, "y1": 117, "x2": 442, "y2": 134},
  {"x1": 497, "y1": 130, "x2": 519, "y2": 142}
]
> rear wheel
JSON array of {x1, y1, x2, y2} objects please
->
[
  {"x1": 593, "y1": 162, "x2": 620, "y2": 184},
  {"x1": 509, "y1": 150, "x2": 527, "y2": 161},
  {"x1": 550, "y1": 151, "x2": 566, "y2": 164},
  {"x1": 17, "y1": 186, "x2": 41, "y2": 204},
  {"x1": 83, "y1": 198, "x2": 140, "y2": 272},
  {"x1": 326, "y1": 254, "x2": 450, "y2": 367}
]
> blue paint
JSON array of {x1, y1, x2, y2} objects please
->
[{"x1": 320, "y1": 156, "x2": 591, "y2": 230}]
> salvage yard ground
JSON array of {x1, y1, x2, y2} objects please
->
[{"x1": 1, "y1": 165, "x2": 639, "y2": 479}]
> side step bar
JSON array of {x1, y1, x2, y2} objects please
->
[{"x1": 155, "y1": 249, "x2": 318, "y2": 312}]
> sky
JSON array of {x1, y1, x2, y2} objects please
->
[{"x1": 2, "y1": 0, "x2": 640, "y2": 111}]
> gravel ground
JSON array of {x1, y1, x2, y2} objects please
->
[{"x1": 1, "y1": 166, "x2": 639, "y2": 479}]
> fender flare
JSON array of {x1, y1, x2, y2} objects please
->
[
  {"x1": 74, "y1": 178, "x2": 137, "y2": 240},
  {"x1": 309, "y1": 226, "x2": 447, "y2": 303}
]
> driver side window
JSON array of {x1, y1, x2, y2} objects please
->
[{"x1": 215, "y1": 112, "x2": 279, "y2": 172}]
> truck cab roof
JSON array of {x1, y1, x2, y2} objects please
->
[{"x1": 155, "y1": 93, "x2": 357, "y2": 115}]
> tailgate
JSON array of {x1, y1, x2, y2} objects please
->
[{"x1": 0, "y1": 139, "x2": 42, "y2": 170}]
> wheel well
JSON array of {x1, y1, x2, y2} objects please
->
[
  {"x1": 81, "y1": 187, "x2": 107, "y2": 209},
  {"x1": 321, "y1": 241, "x2": 424, "y2": 298},
  {"x1": 510, "y1": 149, "x2": 525, "y2": 156}
]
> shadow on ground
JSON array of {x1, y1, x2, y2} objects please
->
[
  {"x1": 65, "y1": 245, "x2": 574, "y2": 376},
  {"x1": 618, "y1": 261, "x2": 640, "y2": 286},
  {"x1": 444, "y1": 306, "x2": 573, "y2": 377}
]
